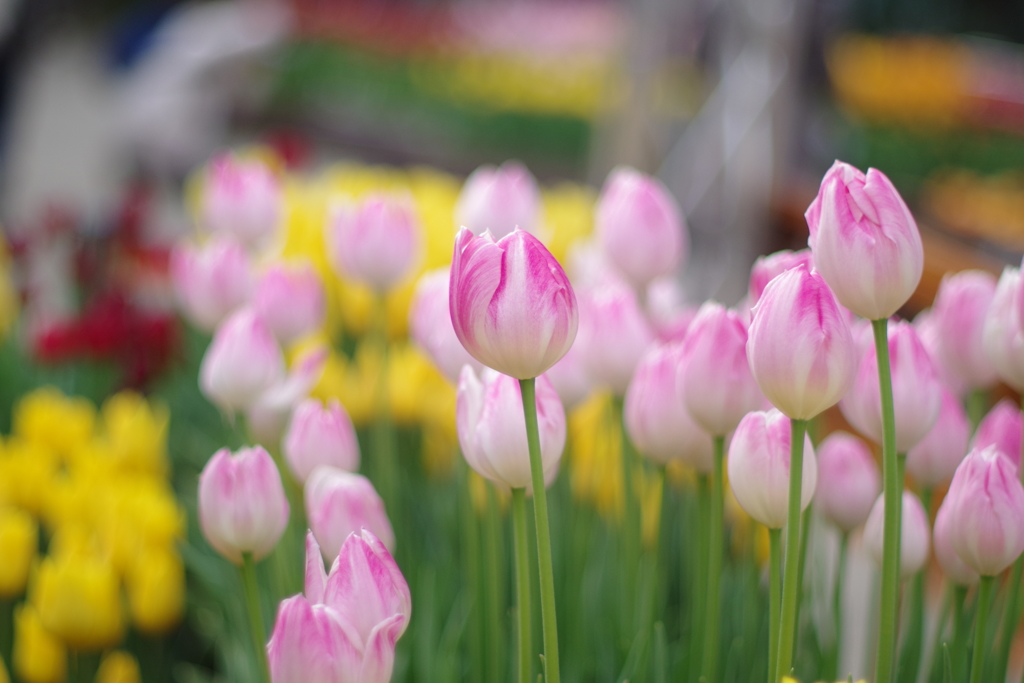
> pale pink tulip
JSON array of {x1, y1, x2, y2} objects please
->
[
  {"x1": 252, "y1": 262, "x2": 325, "y2": 346},
  {"x1": 170, "y1": 237, "x2": 252, "y2": 332},
  {"x1": 284, "y1": 399, "x2": 360, "y2": 484},
  {"x1": 905, "y1": 388, "x2": 970, "y2": 488},
  {"x1": 544, "y1": 341, "x2": 592, "y2": 411},
  {"x1": 199, "y1": 308, "x2": 285, "y2": 413},
  {"x1": 305, "y1": 467, "x2": 395, "y2": 560},
  {"x1": 748, "y1": 249, "x2": 813, "y2": 305},
  {"x1": 409, "y1": 267, "x2": 483, "y2": 384},
  {"x1": 914, "y1": 310, "x2": 968, "y2": 396},
  {"x1": 815, "y1": 431, "x2": 880, "y2": 532},
  {"x1": 983, "y1": 265, "x2": 1024, "y2": 392},
  {"x1": 863, "y1": 491, "x2": 930, "y2": 577},
  {"x1": 972, "y1": 399, "x2": 1023, "y2": 471},
  {"x1": 645, "y1": 277, "x2": 697, "y2": 342},
  {"x1": 929, "y1": 270, "x2": 998, "y2": 390},
  {"x1": 327, "y1": 194, "x2": 420, "y2": 292},
  {"x1": 246, "y1": 346, "x2": 328, "y2": 447},
  {"x1": 455, "y1": 160, "x2": 542, "y2": 239},
  {"x1": 933, "y1": 499, "x2": 979, "y2": 585},
  {"x1": 199, "y1": 153, "x2": 283, "y2": 250},
  {"x1": 575, "y1": 279, "x2": 655, "y2": 395}
]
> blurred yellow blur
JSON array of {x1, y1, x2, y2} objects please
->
[
  {"x1": 0, "y1": 507, "x2": 37, "y2": 597},
  {"x1": 33, "y1": 553, "x2": 124, "y2": 650},
  {"x1": 13, "y1": 604, "x2": 66, "y2": 683},
  {"x1": 95, "y1": 651, "x2": 142, "y2": 683}
]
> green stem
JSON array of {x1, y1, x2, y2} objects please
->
[
  {"x1": 240, "y1": 553, "x2": 271, "y2": 683},
  {"x1": 512, "y1": 489, "x2": 532, "y2": 683},
  {"x1": 769, "y1": 528, "x2": 783, "y2": 683},
  {"x1": 616, "y1": 396, "x2": 640, "y2": 634},
  {"x1": 372, "y1": 297, "x2": 398, "y2": 518},
  {"x1": 826, "y1": 533, "x2": 849, "y2": 683},
  {"x1": 702, "y1": 435, "x2": 726, "y2": 683},
  {"x1": 897, "y1": 487, "x2": 931, "y2": 683},
  {"x1": 485, "y1": 486, "x2": 505, "y2": 683},
  {"x1": 461, "y1": 462, "x2": 484, "y2": 683},
  {"x1": 690, "y1": 474, "x2": 710, "y2": 682},
  {"x1": 969, "y1": 576, "x2": 996, "y2": 683},
  {"x1": 952, "y1": 585, "x2": 969, "y2": 683},
  {"x1": 792, "y1": 504, "x2": 813, "y2": 665},
  {"x1": 995, "y1": 558, "x2": 1024, "y2": 683},
  {"x1": 775, "y1": 418, "x2": 808, "y2": 682},
  {"x1": 519, "y1": 378, "x2": 560, "y2": 683},
  {"x1": 966, "y1": 389, "x2": 987, "y2": 433},
  {"x1": 873, "y1": 317, "x2": 901, "y2": 683},
  {"x1": 925, "y1": 584, "x2": 953, "y2": 683}
]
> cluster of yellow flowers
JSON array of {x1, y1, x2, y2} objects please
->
[{"x1": 0, "y1": 388, "x2": 184, "y2": 683}]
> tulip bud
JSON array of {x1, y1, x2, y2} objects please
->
[
  {"x1": 409, "y1": 267, "x2": 483, "y2": 383},
  {"x1": 170, "y1": 237, "x2": 252, "y2": 332},
  {"x1": 455, "y1": 160, "x2": 542, "y2": 239},
  {"x1": 727, "y1": 409, "x2": 817, "y2": 529},
  {"x1": 595, "y1": 167, "x2": 687, "y2": 289},
  {"x1": 199, "y1": 153, "x2": 283, "y2": 250},
  {"x1": 933, "y1": 498, "x2": 979, "y2": 585},
  {"x1": 457, "y1": 366, "x2": 565, "y2": 490},
  {"x1": 748, "y1": 249, "x2": 814, "y2": 305},
  {"x1": 863, "y1": 490, "x2": 930, "y2": 577},
  {"x1": 625, "y1": 341, "x2": 713, "y2": 470},
  {"x1": 246, "y1": 345, "x2": 328, "y2": 447},
  {"x1": 327, "y1": 193, "x2": 420, "y2": 292},
  {"x1": 0, "y1": 507, "x2": 37, "y2": 597},
  {"x1": 305, "y1": 467, "x2": 395, "y2": 560},
  {"x1": 126, "y1": 547, "x2": 185, "y2": 636},
  {"x1": 806, "y1": 161, "x2": 923, "y2": 320},
  {"x1": 814, "y1": 431, "x2": 880, "y2": 532},
  {"x1": 252, "y1": 262, "x2": 325, "y2": 346},
  {"x1": 914, "y1": 310, "x2": 968, "y2": 396},
  {"x1": 199, "y1": 308, "x2": 285, "y2": 413},
  {"x1": 33, "y1": 553, "x2": 124, "y2": 650},
  {"x1": 544, "y1": 341, "x2": 592, "y2": 411},
  {"x1": 905, "y1": 388, "x2": 971, "y2": 488},
  {"x1": 95, "y1": 651, "x2": 141, "y2": 683},
  {"x1": 576, "y1": 280, "x2": 655, "y2": 394},
  {"x1": 947, "y1": 445, "x2": 1024, "y2": 575},
  {"x1": 450, "y1": 228, "x2": 578, "y2": 379},
  {"x1": 972, "y1": 399, "x2": 1022, "y2": 471},
  {"x1": 13, "y1": 604, "x2": 65, "y2": 683},
  {"x1": 983, "y1": 265, "x2": 1024, "y2": 392},
  {"x1": 198, "y1": 446, "x2": 290, "y2": 563},
  {"x1": 747, "y1": 264, "x2": 857, "y2": 420},
  {"x1": 840, "y1": 320, "x2": 941, "y2": 452},
  {"x1": 646, "y1": 277, "x2": 697, "y2": 342},
  {"x1": 928, "y1": 270, "x2": 998, "y2": 390},
  {"x1": 284, "y1": 399, "x2": 360, "y2": 484}
]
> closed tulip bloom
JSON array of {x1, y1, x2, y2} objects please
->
[
  {"x1": 253, "y1": 262, "x2": 325, "y2": 346},
  {"x1": 544, "y1": 341, "x2": 592, "y2": 411},
  {"x1": 747, "y1": 264, "x2": 857, "y2": 420},
  {"x1": 947, "y1": 445, "x2": 1024, "y2": 575},
  {"x1": 625, "y1": 341, "x2": 714, "y2": 470},
  {"x1": 805, "y1": 161, "x2": 923, "y2": 320},
  {"x1": 815, "y1": 431, "x2": 880, "y2": 532},
  {"x1": 748, "y1": 248, "x2": 814, "y2": 305},
  {"x1": 198, "y1": 446, "x2": 289, "y2": 563},
  {"x1": 95, "y1": 652, "x2": 141, "y2": 683},
  {"x1": 449, "y1": 227, "x2": 577, "y2": 379},
  {"x1": 33, "y1": 554, "x2": 123, "y2": 650},
  {"x1": 457, "y1": 366, "x2": 565, "y2": 490},
  {"x1": 199, "y1": 153, "x2": 283, "y2": 250},
  {"x1": 246, "y1": 345, "x2": 328, "y2": 447},
  {"x1": 409, "y1": 267, "x2": 483, "y2": 383},
  {"x1": 199, "y1": 308, "x2": 285, "y2": 413},
  {"x1": 576, "y1": 280, "x2": 655, "y2": 394},
  {"x1": 0, "y1": 507, "x2": 37, "y2": 597},
  {"x1": 840, "y1": 321, "x2": 941, "y2": 452},
  {"x1": 327, "y1": 193, "x2": 420, "y2": 292},
  {"x1": 928, "y1": 270, "x2": 999, "y2": 389},
  {"x1": 170, "y1": 237, "x2": 252, "y2": 332},
  {"x1": 284, "y1": 399, "x2": 360, "y2": 484},
  {"x1": 126, "y1": 547, "x2": 185, "y2": 635},
  {"x1": 983, "y1": 265, "x2": 1024, "y2": 392},
  {"x1": 455, "y1": 160, "x2": 542, "y2": 239},
  {"x1": 595, "y1": 167, "x2": 687, "y2": 289},
  {"x1": 727, "y1": 409, "x2": 817, "y2": 529},
  {"x1": 905, "y1": 388, "x2": 971, "y2": 488},
  {"x1": 972, "y1": 399, "x2": 1023, "y2": 471},
  {"x1": 864, "y1": 491, "x2": 931, "y2": 577},
  {"x1": 933, "y1": 499, "x2": 979, "y2": 585},
  {"x1": 13, "y1": 604, "x2": 65, "y2": 683},
  {"x1": 914, "y1": 310, "x2": 968, "y2": 396},
  {"x1": 305, "y1": 467, "x2": 395, "y2": 560}
]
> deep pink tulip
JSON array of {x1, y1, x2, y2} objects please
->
[
  {"x1": 305, "y1": 467, "x2": 395, "y2": 561},
  {"x1": 409, "y1": 267, "x2": 483, "y2": 384},
  {"x1": 947, "y1": 445, "x2": 1024, "y2": 576},
  {"x1": 727, "y1": 409, "x2": 817, "y2": 529},
  {"x1": 905, "y1": 388, "x2": 970, "y2": 488},
  {"x1": 327, "y1": 193, "x2": 420, "y2": 292},
  {"x1": 840, "y1": 320, "x2": 941, "y2": 452},
  {"x1": 284, "y1": 399, "x2": 360, "y2": 484},
  {"x1": 170, "y1": 237, "x2": 252, "y2": 332},
  {"x1": 595, "y1": 167, "x2": 687, "y2": 289},
  {"x1": 576, "y1": 279, "x2": 655, "y2": 395},
  {"x1": 863, "y1": 491, "x2": 930, "y2": 577},
  {"x1": 246, "y1": 346, "x2": 328, "y2": 447},
  {"x1": 746, "y1": 264, "x2": 857, "y2": 420},
  {"x1": 199, "y1": 308, "x2": 285, "y2": 412},
  {"x1": 252, "y1": 262, "x2": 325, "y2": 346},
  {"x1": 983, "y1": 265, "x2": 1024, "y2": 392},
  {"x1": 455, "y1": 160, "x2": 542, "y2": 239},
  {"x1": 544, "y1": 341, "x2": 592, "y2": 411},
  {"x1": 972, "y1": 399, "x2": 1023, "y2": 471},
  {"x1": 929, "y1": 270, "x2": 998, "y2": 390},
  {"x1": 933, "y1": 498, "x2": 979, "y2": 586},
  {"x1": 198, "y1": 446, "x2": 289, "y2": 563},
  {"x1": 624, "y1": 341, "x2": 713, "y2": 471},
  {"x1": 457, "y1": 367, "x2": 565, "y2": 490},
  {"x1": 814, "y1": 431, "x2": 880, "y2": 532},
  {"x1": 805, "y1": 161, "x2": 923, "y2": 320},
  {"x1": 449, "y1": 227, "x2": 578, "y2": 379},
  {"x1": 748, "y1": 249, "x2": 813, "y2": 305},
  {"x1": 199, "y1": 153, "x2": 283, "y2": 250}
]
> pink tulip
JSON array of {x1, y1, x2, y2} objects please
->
[
  {"x1": 748, "y1": 249, "x2": 814, "y2": 305},
  {"x1": 815, "y1": 431, "x2": 880, "y2": 532},
  {"x1": 863, "y1": 491, "x2": 930, "y2": 577},
  {"x1": 305, "y1": 467, "x2": 395, "y2": 561},
  {"x1": 246, "y1": 346, "x2": 328, "y2": 447},
  {"x1": 914, "y1": 310, "x2": 968, "y2": 396},
  {"x1": 933, "y1": 499, "x2": 978, "y2": 585},
  {"x1": 575, "y1": 280, "x2": 655, "y2": 395},
  {"x1": 198, "y1": 446, "x2": 289, "y2": 563},
  {"x1": 457, "y1": 367, "x2": 565, "y2": 490},
  {"x1": 252, "y1": 262, "x2": 325, "y2": 346},
  {"x1": 840, "y1": 321, "x2": 941, "y2": 452},
  {"x1": 983, "y1": 265, "x2": 1024, "y2": 392},
  {"x1": 327, "y1": 194, "x2": 420, "y2": 292},
  {"x1": 904, "y1": 388, "x2": 970, "y2": 489},
  {"x1": 200, "y1": 308, "x2": 285, "y2": 412},
  {"x1": 455, "y1": 160, "x2": 542, "y2": 239},
  {"x1": 972, "y1": 399, "x2": 1022, "y2": 471},
  {"x1": 595, "y1": 167, "x2": 687, "y2": 289},
  {"x1": 284, "y1": 399, "x2": 360, "y2": 484},
  {"x1": 268, "y1": 530, "x2": 410, "y2": 683},
  {"x1": 624, "y1": 341, "x2": 713, "y2": 471},
  {"x1": 199, "y1": 153, "x2": 283, "y2": 250},
  {"x1": 928, "y1": 270, "x2": 998, "y2": 390},
  {"x1": 947, "y1": 445, "x2": 1024, "y2": 575},
  {"x1": 409, "y1": 267, "x2": 483, "y2": 384},
  {"x1": 726, "y1": 409, "x2": 817, "y2": 529},
  {"x1": 746, "y1": 264, "x2": 857, "y2": 420},
  {"x1": 449, "y1": 227, "x2": 578, "y2": 379},
  {"x1": 645, "y1": 277, "x2": 697, "y2": 342},
  {"x1": 170, "y1": 237, "x2": 252, "y2": 332},
  {"x1": 805, "y1": 161, "x2": 923, "y2": 320},
  {"x1": 544, "y1": 341, "x2": 592, "y2": 411}
]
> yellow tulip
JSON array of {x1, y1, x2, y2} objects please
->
[
  {"x1": 13, "y1": 604, "x2": 66, "y2": 683},
  {"x1": 0, "y1": 653, "x2": 9, "y2": 683},
  {"x1": 13, "y1": 387, "x2": 96, "y2": 461},
  {"x1": 33, "y1": 553, "x2": 124, "y2": 651},
  {"x1": 568, "y1": 392, "x2": 623, "y2": 517},
  {"x1": 0, "y1": 507, "x2": 37, "y2": 597},
  {"x1": 0, "y1": 439, "x2": 59, "y2": 515},
  {"x1": 102, "y1": 391, "x2": 170, "y2": 477},
  {"x1": 126, "y1": 546, "x2": 184, "y2": 635},
  {"x1": 95, "y1": 652, "x2": 141, "y2": 683}
]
